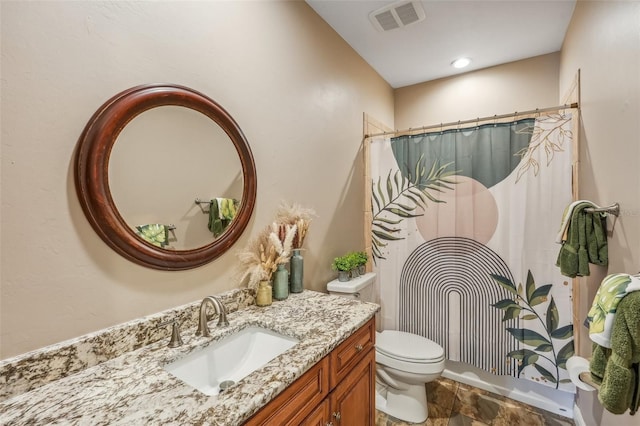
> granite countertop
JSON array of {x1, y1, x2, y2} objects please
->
[{"x1": 0, "y1": 290, "x2": 379, "y2": 425}]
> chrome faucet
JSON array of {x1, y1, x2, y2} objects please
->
[{"x1": 196, "y1": 296, "x2": 229, "y2": 337}]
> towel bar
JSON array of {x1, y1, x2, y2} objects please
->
[
  {"x1": 585, "y1": 202, "x2": 620, "y2": 217},
  {"x1": 194, "y1": 198, "x2": 211, "y2": 214}
]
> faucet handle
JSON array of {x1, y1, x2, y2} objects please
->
[{"x1": 157, "y1": 319, "x2": 184, "y2": 348}]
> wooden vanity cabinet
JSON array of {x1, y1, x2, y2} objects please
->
[
  {"x1": 298, "y1": 400, "x2": 330, "y2": 426},
  {"x1": 326, "y1": 348, "x2": 375, "y2": 425},
  {"x1": 244, "y1": 318, "x2": 375, "y2": 426},
  {"x1": 243, "y1": 357, "x2": 329, "y2": 426}
]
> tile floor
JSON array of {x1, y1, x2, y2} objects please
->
[{"x1": 375, "y1": 377, "x2": 575, "y2": 426}]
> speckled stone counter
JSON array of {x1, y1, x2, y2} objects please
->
[{"x1": 0, "y1": 290, "x2": 379, "y2": 425}]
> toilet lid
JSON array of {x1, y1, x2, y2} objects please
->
[{"x1": 376, "y1": 330, "x2": 444, "y2": 362}]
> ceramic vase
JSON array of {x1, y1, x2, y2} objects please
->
[
  {"x1": 273, "y1": 263, "x2": 289, "y2": 300},
  {"x1": 289, "y1": 249, "x2": 304, "y2": 293}
]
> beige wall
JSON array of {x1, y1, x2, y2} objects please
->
[
  {"x1": 4, "y1": 3, "x2": 639, "y2": 421},
  {"x1": 559, "y1": 1, "x2": 640, "y2": 425},
  {"x1": 0, "y1": 1, "x2": 394, "y2": 358},
  {"x1": 394, "y1": 53, "x2": 560, "y2": 129}
]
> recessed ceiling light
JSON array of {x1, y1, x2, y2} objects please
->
[{"x1": 451, "y1": 57, "x2": 471, "y2": 69}]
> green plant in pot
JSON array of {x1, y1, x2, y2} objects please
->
[
  {"x1": 353, "y1": 251, "x2": 368, "y2": 275},
  {"x1": 332, "y1": 255, "x2": 352, "y2": 282},
  {"x1": 344, "y1": 252, "x2": 360, "y2": 278}
]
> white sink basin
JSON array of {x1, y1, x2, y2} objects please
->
[{"x1": 164, "y1": 326, "x2": 298, "y2": 396}]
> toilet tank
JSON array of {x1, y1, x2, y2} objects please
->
[{"x1": 327, "y1": 272, "x2": 376, "y2": 303}]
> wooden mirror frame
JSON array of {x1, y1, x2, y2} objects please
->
[{"x1": 74, "y1": 84, "x2": 257, "y2": 271}]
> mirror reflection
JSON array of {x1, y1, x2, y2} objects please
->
[
  {"x1": 75, "y1": 83, "x2": 256, "y2": 270},
  {"x1": 109, "y1": 106, "x2": 243, "y2": 250}
]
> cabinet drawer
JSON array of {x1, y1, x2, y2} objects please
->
[
  {"x1": 244, "y1": 356, "x2": 329, "y2": 426},
  {"x1": 329, "y1": 317, "x2": 375, "y2": 388}
]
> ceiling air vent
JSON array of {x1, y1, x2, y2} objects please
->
[{"x1": 369, "y1": 1, "x2": 425, "y2": 32}]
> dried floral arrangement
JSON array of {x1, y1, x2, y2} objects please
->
[
  {"x1": 237, "y1": 202, "x2": 315, "y2": 290},
  {"x1": 275, "y1": 201, "x2": 315, "y2": 249}
]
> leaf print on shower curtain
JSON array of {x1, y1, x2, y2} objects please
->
[{"x1": 491, "y1": 270, "x2": 574, "y2": 389}]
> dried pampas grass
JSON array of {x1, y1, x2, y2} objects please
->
[
  {"x1": 236, "y1": 227, "x2": 272, "y2": 290},
  {"x1": 236, "y1": 221, "x2": 298, "y2": 290},
  {"x1": 275, "y1": 201, "x2": 315, "y2": 249},
  {"x1": 237, "y1": 201, "x2": 315, "y2": 290}
]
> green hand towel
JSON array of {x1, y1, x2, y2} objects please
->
[
  {"x1": 208, "y1": 200, "x2": 223, "y2": 237},
  {"x1": 208, "y1": 198, "x2": 239, "y2": 237},
  {"x1": 556, "y1": 202, "x2": 590, "y2": 277},
  {"x1": 577, "y1": 207, "x2": 590, "y2": 276},
  {"x1": 585, "y1": 213, "x2": 598, "y2": 265},
  {"x1": 135, "y1": 224, "x2": 169, "y2": 248},
  {"x1": 556, "y1": 202, "x2": 609, "y2": 277},
  {"x1": 585, "y1": 212, "x2": 607, "y2": 265},
  {"x1": 593, "y1": 213, "x2": 608, "y2": 266},
  {"x1": 590, "y1": 291, "x2": 640, "y2": 415}
]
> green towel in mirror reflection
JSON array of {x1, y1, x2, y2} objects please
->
[
  {"x1": 135, "y1": 224, "x2": 169, "y2": 248},
  {"x1": 209, "y1": 198, "x2": 239, "y2": 237}
]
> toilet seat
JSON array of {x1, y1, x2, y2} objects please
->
[{"x1": 376, "y1": 330, "x2": 444, "y2": 362}]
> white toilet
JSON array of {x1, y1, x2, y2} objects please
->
[{"x1": 327, "y1": 272, "x2": 445, "y2": 423}]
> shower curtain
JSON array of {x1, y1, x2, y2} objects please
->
[{"x1": 369, "y1": 112, "x2": 575, "y2": 392}]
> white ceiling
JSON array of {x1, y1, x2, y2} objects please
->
[{"x1": 306, "y1": 0, "x2": 577, "y2": 88}]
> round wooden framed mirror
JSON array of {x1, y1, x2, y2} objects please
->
[{"x1": 74, "y1": 84, "x2": 257, "y2": 270}]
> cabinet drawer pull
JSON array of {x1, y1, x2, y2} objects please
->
[
  {"x1": 332, "y1": 411, "x2": 341, "y2": 420},
  {"x1": 355, "y1": 344, "x2": 363, "y2": 352}
]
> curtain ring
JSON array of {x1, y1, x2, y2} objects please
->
[
  {"x1": 440, "y1": 123, "x2": 443, "y2": 134},
  {"x1": 457, "y1": 120, "x2": 461, "y2": 131},
  {"x1": 493, "y1": 114, "x2": 498, "y2": 127},
  {"x1": 476, "y1": 117, "x2": 480, "y2": 129}
]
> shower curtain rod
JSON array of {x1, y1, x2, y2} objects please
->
[{"x1": 365, "y1": 102, "x2": 579, "y2": 138}]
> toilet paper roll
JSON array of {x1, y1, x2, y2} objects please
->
[{"x1": 567, "y1": 356, "x2": 596, "y2": 391}]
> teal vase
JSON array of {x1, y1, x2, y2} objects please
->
[
  {"x1": 290, "y1": 249, "x2": 304, "y2": 293},
  {"x1": 273, "y1": 263, "x2": 289, "y2": 300}
]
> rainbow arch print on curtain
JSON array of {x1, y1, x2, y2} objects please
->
[
  {"x1": 399, "y1": 237, "x2": 519, "y2": 376},
  {"x1": 370, "y1": 112, "x2": 575, "y2": 392}
]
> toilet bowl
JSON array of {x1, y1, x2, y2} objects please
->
[
  {"x1": 327, "y1": 273, "x2": 446, "y2": 423},
  {"x1": 375, "y1": 329, "x2": 445, "y2": 423}
]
